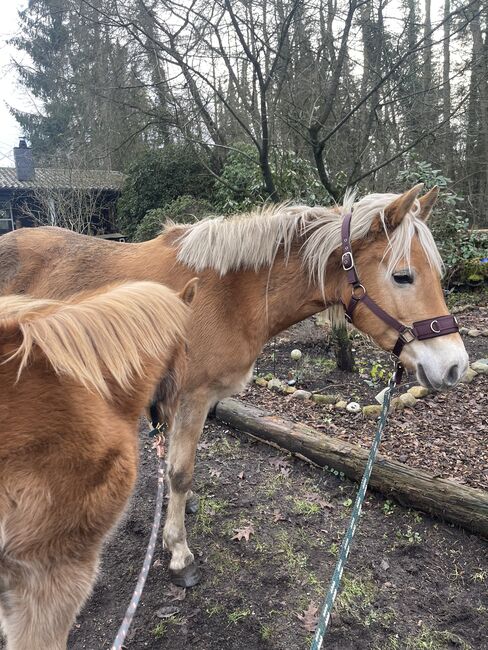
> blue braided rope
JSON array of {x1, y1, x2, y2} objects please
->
[
  {"x1": 311, "y1": 374, "x2": 397, "y2": 650},
  {"x1": 111, "y1": 458, "x2": 165, "y2": 650}
]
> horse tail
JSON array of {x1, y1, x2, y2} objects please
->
[{"x1": 0, "y1": 282, "x2": 190, "y2": 399}]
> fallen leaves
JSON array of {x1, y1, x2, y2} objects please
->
[
  {"x1": 232, "y1": 523, "x2": 255, "y2": 542},
  {"x1": 296, "y1": 601, "x2": 319, "y2": 632},
  {"x1": 164, "y1": 584, "x2": 187, "y2": 602}
]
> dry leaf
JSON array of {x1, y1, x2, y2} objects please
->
[
  {"x1": 209, "y1": 468, "x2": 222, "y2": 478},
  {"x1": 232, "y1": 524, "x2": 255, "y2": 542},
  {"x1": 296, "y1": 601, "x2": 319, "y2": 632},
  {"x1": 164, "y1": 584, "x2": 187, "y2": 602}
]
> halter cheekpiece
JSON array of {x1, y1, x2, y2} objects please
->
[{"x1": 340, "y1": 212, "x2": 459, "y2": 361}]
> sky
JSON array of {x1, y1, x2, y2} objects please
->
[
  {"x1": 0, "y1": 0, "x2": 447, "y2": 168},
  {"x1": 0, "y1": 0, "x2": 30, "y2": 166}
]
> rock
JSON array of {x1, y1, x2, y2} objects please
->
[
  {"x1": 407, "y1": 385, "x2": 430, "y2": 399},
  {"x1": 255, "y1": 377, "x2": 268, "y2": 387},
  {"x1": 482, "y1": 329, "x2": 488, "y2": 337},
  {"x1": 460, "y1": 367, "x2": 478, "y2": 384},
  {"x1": 390, "y1": 397, "x2": 404, "y2": 410},
  {"x1": 290, "y1": 349, "x2": 302, "y2": 361},
  {"x1": 346, "y1": 401, "x2": 361, "y2": 414},
  {"x1": 284, "y1": 386, "x2": 296, "y2": 395},
  {"x1": 399, "y1": 393, "x2": 417, "y2": 408},
  {"x1": 363, "y1": 404, "x2": 382, "y2": 417},
  {"x1": 267, "y1": 378, "x2": 283, "y2": 392},
  {"x1": 468, "y1": 329, "x2": 482, "y2": 337},
  {"x1": 459, "y1": 326, "x2": 469, "y2": 335},
  {"x1": 291, "y1": 389, "x2": 312, "y2": 400},
  {"x1": 335, "y1": 400, "x2": 348, "y2": 410},
  {"x1": 312, "y1": 393, "x2": 339, "y2": 405},
  {"x1": 471, "y1": 360, "x2": 488, "y2": 375}
]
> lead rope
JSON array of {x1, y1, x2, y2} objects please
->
[
  {"x1": 310, "y1": 364, "x2": 401, "y2": 650},
  {"x1": 111, "y1": 427, "x2": 166, "y2": 650}
]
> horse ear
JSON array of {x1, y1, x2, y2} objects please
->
[
  {"x1": 418, "y1": 185, "x2": 439, "y2": 221},
  {"x1": 179, "y1": 277, "x2": 199, "y2": 305},
  {"x1": 371, "y1": 183, "x2": 424, "y2": 232}
]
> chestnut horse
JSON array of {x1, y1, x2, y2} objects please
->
[
  {"x1": 0, "y1": 184, "x2": 468, "y2": 587},
  {"x1": 0, "y1": 280, "x2": 195, "y2": 650}
]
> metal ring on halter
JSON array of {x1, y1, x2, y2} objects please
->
[
  {"x1": 430, "y1": 320, "x2": 441, "y2": 333},
  {"x1": 351, "y1": 284, "x2": 366, "y2": 299}
]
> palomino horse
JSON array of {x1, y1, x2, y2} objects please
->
[
  {"x1": 0, "y1": 184, "x2": 468, "y2": 587},
  {"x1": 0, "y1": 280, "x2": 195, "y2": 650}
]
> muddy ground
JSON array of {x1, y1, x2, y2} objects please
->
[{"x1": 3, "y1": 293, "x2": 487, "y2": 650}]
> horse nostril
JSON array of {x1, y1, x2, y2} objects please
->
[{"x1": 445, "y1": 364, "x2": 459, "y2": 386}]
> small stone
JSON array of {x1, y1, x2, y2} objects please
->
[
  {"x1": 255, "y1": 377, "x2": 268, "y2": 387},
  {"x1": 460, "y1": 367, "x2": 478, "y2": 384},
  {"x1": 482, "y1": 329, "x2": 488, "y2": 337},
  {"x1": 471, "y1": 360, "x2": 488, "y2": 375},
  {"x1": 407, "y1": 385, "x2": 430, "y2": 399},
  {"x1": 399, "y1": 393, "x2": 417, "y2": 408},
  {"x1": 284, "y1": 386, "x2": 296, "y2": 394},
  {"x1": 459, "y1": 326, "x2": 469, "y2": 335},
  {"x1": 391, "y1": 397, "x2": 404, "y2": 410},
  {"x1": 335, "y1": 400, "x2": 348, "y2": 410},
  {"x1": 346, "y1": 401, "x2": 361, "y2": 414},
  {"x1": 363, "y1": 404, "x2": 382, "y2": 417},
  {"x1": 312, "y1": 393, "x2": 339, "y2": 405},
  {"x1": 267, "y1": 378, "x2": 283, "y2": 391},
  {"x1": 290, "y1": 349, "x2": 302, "y2": 361},
  {"x1": 468, "y1": 329, "x2": 482, "y2": 337},
  {"x1": 292, "y1": 389, "x2": 312, "y2": 400}
]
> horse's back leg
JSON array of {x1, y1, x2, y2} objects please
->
[
  {"x1": 0, "y1": 558, "x2": 98, "y2": 650},
  {"x1": 163, "y1": 395, "x2": 210, "y2": 587}
]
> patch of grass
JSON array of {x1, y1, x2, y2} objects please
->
[
  {"x1": 206, "y1": 604, "x2": 225, "y2": 617},
  {"x1": 208, "y1": 544, "x2": 241, "y2": 577},
  {"x1": 260, "y1": 624, "x2": 273, "y2": 640},
  {"x1": 290, "y1": 497, "x2": 321, "y2": 517},
  {"x1": 262, "y1": 472, "x2": 292, "y2": 497},
  {"x1": 151, "y1": 616, "x2": 184, "y2": 639},
  {"x1": 227, "y1": 607, "x2": 252, "y2": 625},
  {"x1": 336, "y1": 572, "x2": 378, "y2": 622},
  {"x1": 405, "y1": 626, "x2": 471, "y2": 649},
  {"x1": 195, "y1": 495, "x2": 227, "y2": 534},
  {"x1": 300, "y1": 354, "x2": 336, "y2": 379}
]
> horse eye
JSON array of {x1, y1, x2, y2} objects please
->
[{"x1": 393, "y1": 272, "x2": 414, "y2": 285}]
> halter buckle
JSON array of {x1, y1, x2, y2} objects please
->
[
  {"x1": 342, "y1": 251, "x2": 354, "y2": 271},
  {"x1": 399, "y1": 326, "x2": 415, "y2": 344}
]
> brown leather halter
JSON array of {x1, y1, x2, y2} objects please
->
[{"x1": 340, "y1": 212, "x2": 459, "y2": 373}]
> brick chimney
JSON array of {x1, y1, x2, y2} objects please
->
[{"x1": 13, "y1": 139, "x2": 35, "y2": 182}]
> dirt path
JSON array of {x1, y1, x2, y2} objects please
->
[{"x1": 59, "y1": 418, "x2": 487, "y2": 650}]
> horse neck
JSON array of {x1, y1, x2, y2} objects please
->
[{"x1": 254, "y1": 248, "x2": 345, "y2": 341}]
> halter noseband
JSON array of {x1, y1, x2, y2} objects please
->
[{"x1": 340, "y1": 212, "x2": 459, "y2": 364}]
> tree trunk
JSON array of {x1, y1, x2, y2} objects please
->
[
  {"x1": 331, "y1": 323, "x2": 355, "y2": 372},
  {"x1": 214, "y1": 398, "x2": 488, "y2": 538}
]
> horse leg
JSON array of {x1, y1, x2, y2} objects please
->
[
  {"x1": 163, "y1": 397, "x2": 209, "y2": 587},
  {"x1": 0, "y1": 558, "x2": 98, "y2": 650}
]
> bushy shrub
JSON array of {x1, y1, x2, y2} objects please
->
[
  {"x1": 397, "y1": 158, "x2": 487, "y2": 286},
  {"x1": 215, "y1": 143, "x2": 329, "y2": 213},
  {"x1": 133, "y1": 195, "x2": 213, "y2": 242},
  {"x1": 117, "y1": 145, "x2": 213, "y2": 239}
]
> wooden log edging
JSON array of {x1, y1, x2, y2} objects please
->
[{"x1": 214, "y1": 398, "x2": 488, "y2": 538}]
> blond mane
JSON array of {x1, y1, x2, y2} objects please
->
[
  {"x1": 171, "y1": 191, "x2": 443, "y2": 296},
  {"x1": 0, "y1": 282, "x2": 189, "y2": 398}
]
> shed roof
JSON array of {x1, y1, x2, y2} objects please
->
[{"x1": 0, "y1": 167, "x2": 126, "y2": 191}]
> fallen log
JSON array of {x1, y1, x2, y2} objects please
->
[{"x1": 214, "y1": 398, "x2": 488, "y2": 538}]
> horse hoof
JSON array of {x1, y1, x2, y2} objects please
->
[
  {"x1": 185, "y1": 494, "x2": 199, "y2": 514},
  {"x1": 169, "y1": 562, "x2": 201, "y2": 588}
]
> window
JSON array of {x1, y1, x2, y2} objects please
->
[{"x1": 0, "y1": 205, "x2": 14, "y2": 235}]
